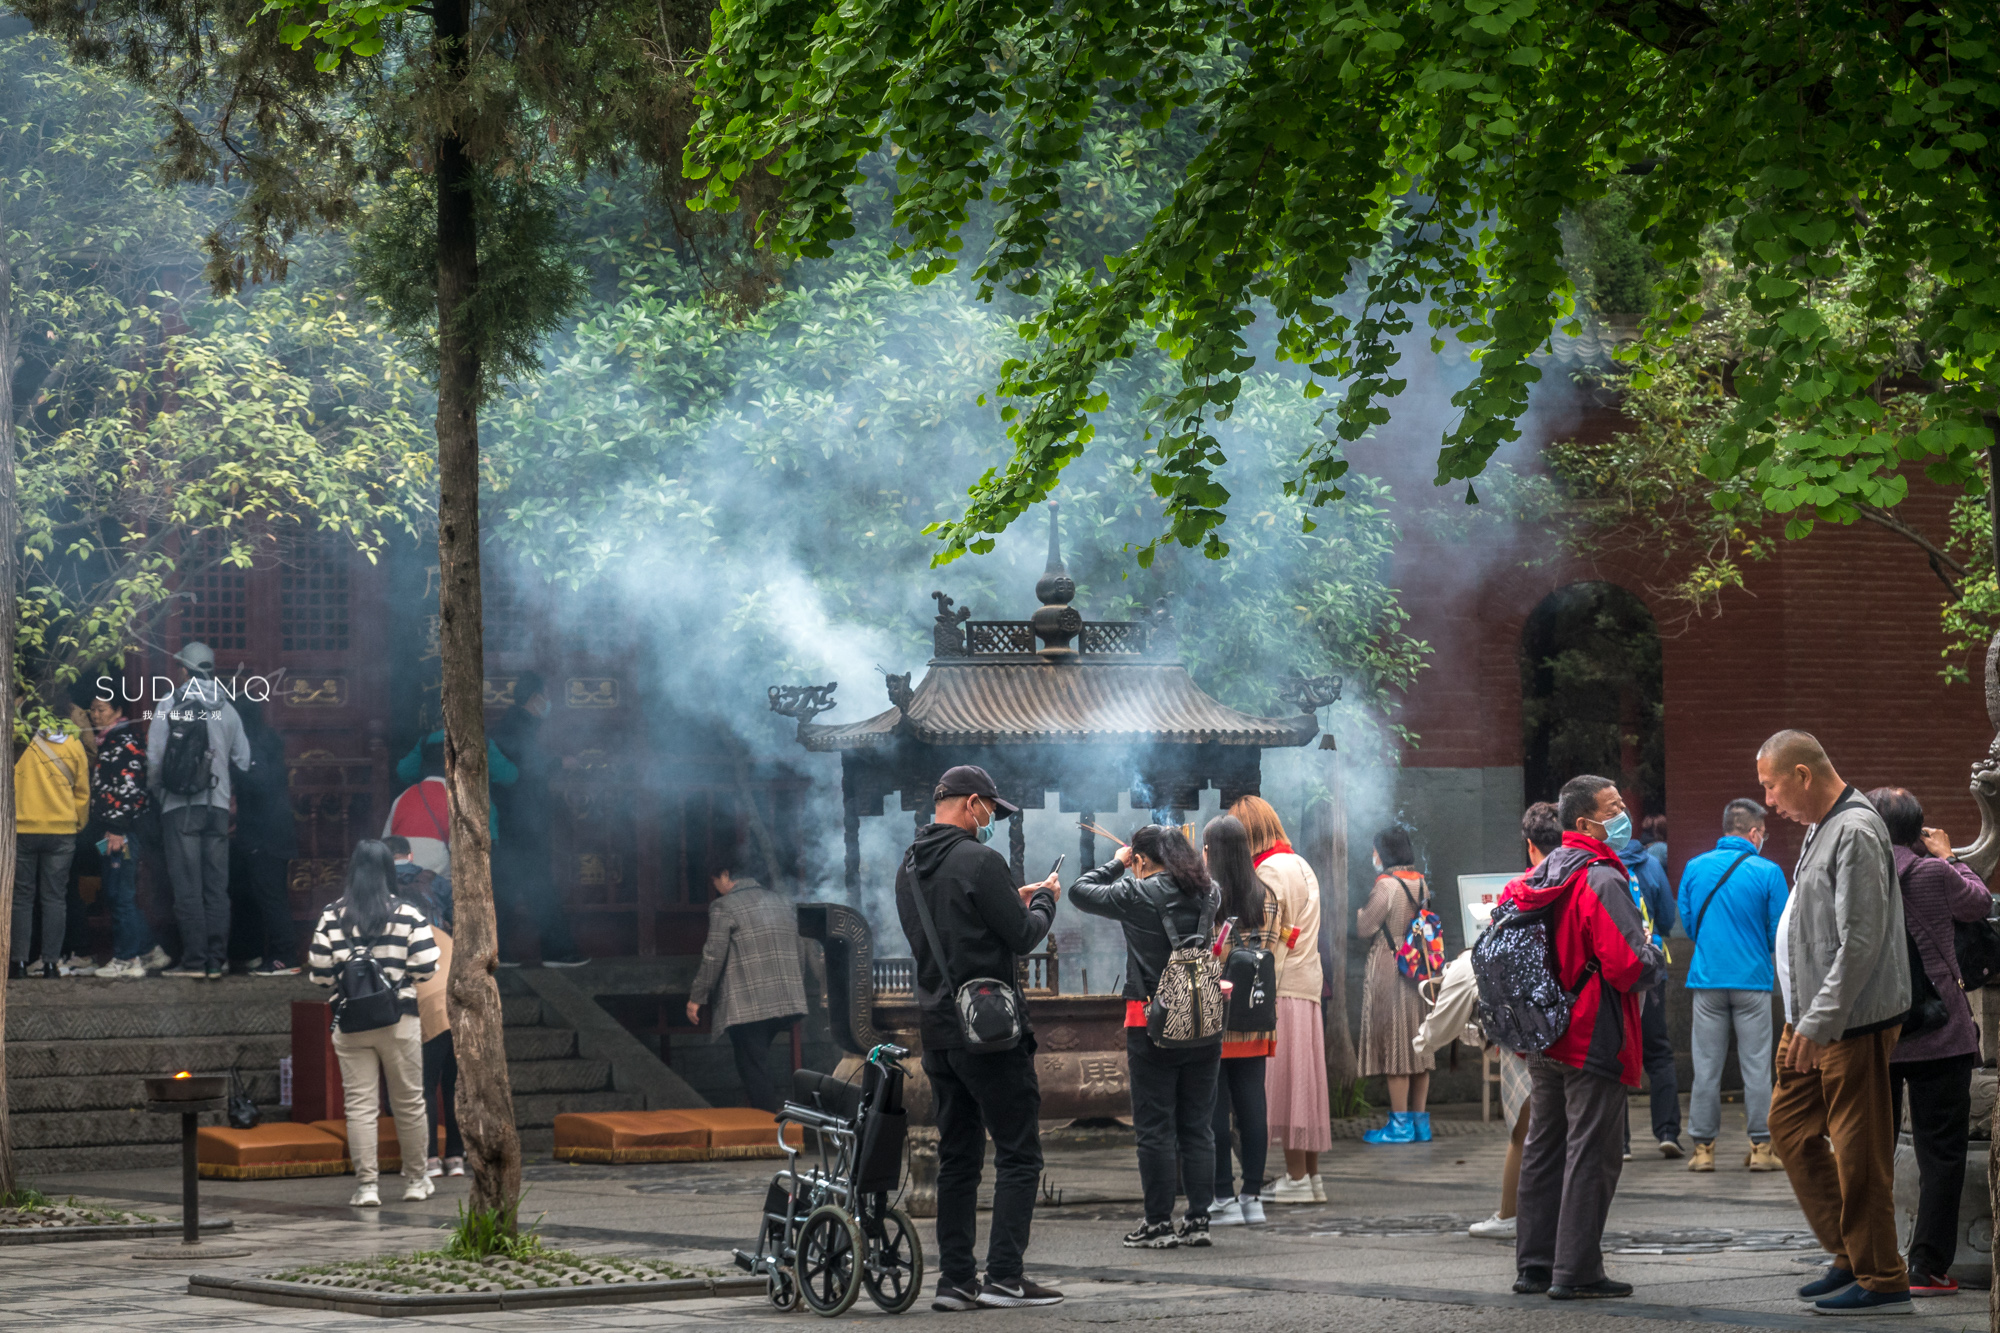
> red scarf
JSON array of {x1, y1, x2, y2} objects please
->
[{"x1": 1253, "y1": 840, "x2": 1294, "y2": 868}]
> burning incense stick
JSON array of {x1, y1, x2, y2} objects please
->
[{"x1": 1075, "y1": 820, "x2": 1127, "y2": 846}]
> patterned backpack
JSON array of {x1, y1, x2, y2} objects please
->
[
  {"x1": 1145, "y1": 896, "x2": 1224, "y2": 1048},
  {"x1": 1384, "y1": 874, "x2": 1446, "y2": 981}
]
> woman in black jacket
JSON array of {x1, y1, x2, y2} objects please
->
[{"x1": 1071, "y1": 824, "x2": 1221, "y2": 1250}]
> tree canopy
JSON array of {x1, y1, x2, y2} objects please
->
[{"x1": 688, "y1": 1, "x2": 2000, "y2": 568}]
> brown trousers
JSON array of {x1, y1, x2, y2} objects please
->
[{"x1": 1768, "y1": 1023, "x2": 1907, "y2": 1294}]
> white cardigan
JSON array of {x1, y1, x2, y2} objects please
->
[{"x1": 1255, "y1": 851, "x2": 1323, "y2": 1001}]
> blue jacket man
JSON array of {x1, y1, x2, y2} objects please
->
[
  {"x1": 1620, "y1": 836, "x2": 1681, "y2": 1153},
  {"x1": 1674, "y1": 800, "x2": 1789, "y2": 1170}
]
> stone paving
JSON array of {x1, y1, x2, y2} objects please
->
[{"x1": 3, "y1": 1101, "x2": 1989, "y2": 1332}]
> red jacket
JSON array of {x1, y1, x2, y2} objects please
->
[{"x1": 1501, "y1": 832, "x2": 1663, "y2": 1086}]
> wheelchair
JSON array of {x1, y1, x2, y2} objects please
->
[{"x1": 734, "y1": 1042, "x2": 922, "y2": 1317}]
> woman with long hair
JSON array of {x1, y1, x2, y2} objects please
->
[
  {"x1": 1204, "y1": 815, "x2": 1280, "y2": 1226},
  {"x1": 308, "y1": 839, "x2": 439, "y2": 1207},
  {"x1": 1071, "y1": 823, "x2": 1223, "y2": 1250},
  {"x1": 1356, "y1": 824, "x2": 1436, "y2": 1144},
  {"x1": 1227, "y1": 795, "x2": 1327, "y2": 1205}
]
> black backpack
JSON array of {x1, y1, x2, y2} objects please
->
[
  {"x1": 160, "y1": 703, "x2": 214, "y2": 797},
  {"x1": 1220, "y1": 931, "x2": 1279, "y2": 1031},
  {"x1": 332, "y1": 917, "x2": 403, "y2": 1034},
  {"x1": 1471, "y1": 893, "x2": 1598, "y2": 1056}
]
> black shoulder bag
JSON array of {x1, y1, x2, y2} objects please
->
[{"x1": 904, "y1": 859, "x2": 1025, "y2": 1054}]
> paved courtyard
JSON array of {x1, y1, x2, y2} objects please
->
[{"x1": 4, "y1": 1102, "x2": 1987, "y2": 1331}]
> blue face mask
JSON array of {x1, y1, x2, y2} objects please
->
[
  {"x1": 975, "y1": 819, "x2": 994, "y2": 844},
  {"x1": 1600, "y1": 812, "x2": 1632, "y2": 847}
]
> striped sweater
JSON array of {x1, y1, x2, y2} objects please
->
[{"x1": 308, "y1": 899, "x2": 439, "y2": 1017}]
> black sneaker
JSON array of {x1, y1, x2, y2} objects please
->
[
  {"x1": 1549, "y1": 1279, "x2": 1633, "y2": 1299},
  {"x1": 931, "y1": 1280, "x2": 983, "y2": 1312},
  {"x1": 1513, "y1": 1267, "x2": 1552, "y2": 1295},
  {"x1": 40, "y1": 961, "x2": 59, "y2": 979},
  {"x1": 1122, "y1": 1219, "x2": 1179, "y2": 1249},
  {"x1": 976, "y1": 1277, "x2": 1064, "y2": 1307},
  {"x1": 1176, "y1": 1215, "x2": 1212, "y2": 1248},
  {"x1": 251, "y1": 959, "x2": 302, "y2": 977},
  {"x1": 6, "y1": 961, "x2": 25, "y2": 981}
]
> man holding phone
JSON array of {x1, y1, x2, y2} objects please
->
[{"x1": 896, "y1": 765, "x2": 1063, "y2": 1312}]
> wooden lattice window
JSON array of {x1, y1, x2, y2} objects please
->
[
  {"x1": 280, "y1": 533, "x2": 351, "y2": 653},
  {"x1": 177, "y1": 536, "x2": 248, "y2": 652}
]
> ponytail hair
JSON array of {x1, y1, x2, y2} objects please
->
[{"x1": 1129, "y1": 823, "x2": 1207, "y2": 898}]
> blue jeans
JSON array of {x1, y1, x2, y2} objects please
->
[{"x1": 103, "y1": 847, "x2": 155, "y2": 960}]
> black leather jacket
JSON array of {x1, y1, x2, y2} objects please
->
[{"x1": 1069, "y1": 860, "x2": 1216, "y2": 1002}]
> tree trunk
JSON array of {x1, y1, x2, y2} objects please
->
[
  {"x1": 434, "y1": 0, "x2": 521, "y2": 1223},
  {"x1": 0, "y1": 255, "x2": 20, "y2": 1200},
  {"x1": 1302, "y1": 758, "x2": 1357, "y2": 1114}
]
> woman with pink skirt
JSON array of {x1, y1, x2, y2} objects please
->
[{"x1": 1229, "y1": 796, "x2": 1329, "y2": 1204}]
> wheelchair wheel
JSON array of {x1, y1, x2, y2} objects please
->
[
  {"x1": 794, "y1": 1205, "x2": 863, "y2": 1317},
  {"x1": 862, "y1": 1206, "x2": 923, "y2": 1314},
  {"x1": 768, "y1": 1264, "x2": 799, "y2": 1312}
]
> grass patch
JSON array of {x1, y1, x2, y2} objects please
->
[{"x1": 0, "y1": 1188, "x2": 160, "y2": 1228}]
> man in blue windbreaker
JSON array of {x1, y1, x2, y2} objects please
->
[{"x1": 1675, "y1": 798, "x2": 1789, "y2": 1173}]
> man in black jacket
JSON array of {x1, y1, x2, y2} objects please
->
[{"x1": 896, "y1": 765, "x2": 1062, "y2": 1312}]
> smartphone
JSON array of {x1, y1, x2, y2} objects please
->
[{"x1": 1047, "y1": 853, "x2": 1065, "y2": 879}]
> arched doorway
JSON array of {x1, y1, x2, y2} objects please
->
[{"x1": 1520, "y1": 582, "x2": 1665, "y2": 822}]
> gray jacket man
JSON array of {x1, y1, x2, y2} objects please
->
[
  {"x1": 1760, "y1": 730, "x2": 1911, "y2": 1312},
  {"x1": 145, "y1": 642, "x2": 251, "y2": 976},
  {"x1": 688, "y1": 870, "x2": 809, "y2": 1112},
  {"x1": 1783, "y1": 789, "x2": 1907, "y2": 1046}
]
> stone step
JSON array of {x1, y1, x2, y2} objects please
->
[
  {"x1": 9, "y1": 1070, "x2": 282, "y2": 1114},
  {"x1": 506, "y1": 1057, "x2": 610, "y2": 1095},
  {"x1": 7, "y1": 1000, "x2": 296, "y2": 1043},
  {"x1": 501, "y1": 995, "x2": 543, "y2": 1026},
  {"x1": 7, "y1": 1034, "x2": 292, "y2": 1081},
  {"x1": 503, "y1": 1026, "x2": 576, "y2": 1062},
  {"x1": 512, "y1": 1089, "x2": 644, "y2": 1128}
]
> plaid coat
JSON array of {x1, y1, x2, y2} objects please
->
[{"x1": 689, "y1": 880, "x2": 809, "y2": 1032}]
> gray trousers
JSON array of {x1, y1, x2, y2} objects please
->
[
  {"x1": 1688, "y1": 988, "x2": 1774, "y2": 1144},
  {"x1": 163, "y1": 804, "x2": 231, "y2": 969},
  {"x1": 1516, "y1": 1055, "x2": 1628, "y2": 1286},
  {"x1": 12, "y1": 834, "x2": 75, "y2": 966}
]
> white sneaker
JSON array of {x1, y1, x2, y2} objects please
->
[
  {"x1": 425, "y1": 1156, "x2": 443, "y2": 1179},
  {"x1": 401, "y1": 1175, "x2": 435, "y2": 1202},
  {"x1": 445, "y1": 1157, "x2": 466, "y2": 1177},
  {"x1": 93, "y1": 957, "x2": 140, "y2": 979},
  {"x1": 1264, "y1": 1174, "x2": 1315, "y2": 1205},
  {"x1": 350, "y1": 1184, "x2": 380, "y2": 1207},
  {"x1": 58, "y1": 953, "x2": 96, "y2": 976},
  {"x1": 1210, "y1": 1197, "x2": 1245, "y2": 1226},
  {"x1": 140, "y1": 946, "x2": 171, "y2": 971},
  {"x1": 1237, "y1": 1193, "x2": 1265, "y2": 1224},
  {"x1": 1468, "y1": 1213, "x2": 1517, "y2": 1239},
  {"x1": 1310, "y1": 1174, "x2": 1326, "y2": 1203}
]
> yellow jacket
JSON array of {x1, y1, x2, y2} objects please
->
[{"x1": 16, "y1": 730, "x2": 90, "y2": 835}]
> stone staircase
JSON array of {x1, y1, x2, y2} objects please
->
[{"x1": 4, "y1": 971, "x2": 644, "y2": 1176}]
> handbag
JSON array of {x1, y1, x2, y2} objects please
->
[
  {"x1": 227, "y1": 1065, "x2": 261, "y2": 1129},
  {"x1": 904, "y1": 859, "x2": 1024, "y2": 1054}
]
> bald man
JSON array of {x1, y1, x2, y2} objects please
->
[{"x1": 1756, "y1": 730, "x2": 1910, "y2": 1315}]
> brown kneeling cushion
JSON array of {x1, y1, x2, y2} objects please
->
[
  {"x1": 197, "y1": 1124, "x2": 348, "y2": 1180},
  {"x1": 685, "y1": 1108, "x2": 802, "y2": 1159},
  {"x1": 552, "y1": 1110, "x2": 711, "y2": 1163}
]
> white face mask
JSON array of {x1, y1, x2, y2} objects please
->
[{"x1": 1372, "y1": 853, "x2": 1383, "y2": 874}]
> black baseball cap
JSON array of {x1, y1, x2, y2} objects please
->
[{"x1": 933, "y1": 764, "x2": 1020, "y2": 817}]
